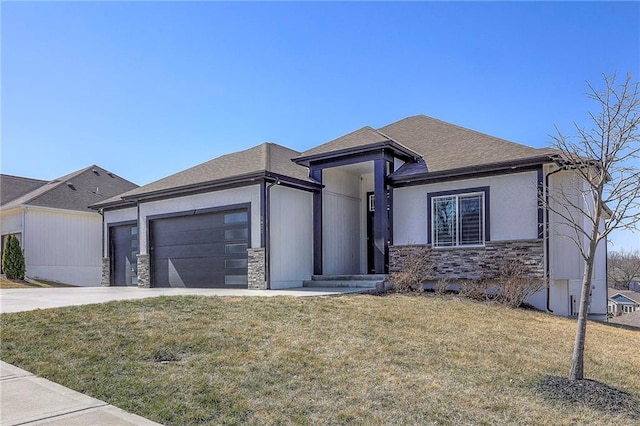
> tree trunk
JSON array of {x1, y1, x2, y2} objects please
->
[{"x1": 568, "y1": 243, "x2": 597, "y2": 381}]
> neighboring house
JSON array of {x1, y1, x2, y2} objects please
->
[
  {"x1": 0, "y1": 166, "x2": 138, "y2": 286},
  {"x1": 607, "y1": 288, "x2": 640, "y2": 316},
  {"x1": 93, "y1": 115, "x2": 608, "y2": 319}
]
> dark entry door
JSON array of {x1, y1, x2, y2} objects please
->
[
  {"x1": 149, "y1": 208, "x2": 248, "y2": 288},
  {"x1": 109, "y1": 223, "x2": 138, "y2": 286}
]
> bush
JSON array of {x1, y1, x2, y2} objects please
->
[
  {"x1": 2, "y1": 234, "x2": 26, "y2": 280},
  {"x1": 458, "y1": 258, "x2": 544, "y2": 308},
  {"x1": 388, "y1": 249, "x2": 434, "y2": 294},
  {"x1": 492, "y1": 259, "x2": 545, "y2": 308},
  {"x1": 459, "y1": 279, "x2": 496, "y2": 303}
]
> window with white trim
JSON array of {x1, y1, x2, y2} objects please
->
[{"x1": 432, "y1": 192, "x2": 484, "y2": 247}]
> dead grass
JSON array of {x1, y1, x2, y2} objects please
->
[
  {"x1": 0, "y1": 276, "x2": 75, "y2": 288},
  {"x1": 1, "y1": 294, "x2": 638, "y2": 425}
]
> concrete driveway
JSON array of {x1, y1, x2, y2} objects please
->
[{"x1": 0, "y1": 286, "x2": 364, "y2": 313}]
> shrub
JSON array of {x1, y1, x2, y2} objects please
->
[
  {"x1": 492, "y1": 259, "x2": 545, "y2": 308},
  {"x1": 458, "y1": 258, "x2": 544, "y2": 308},
  {"x1": 2, "y1": 234, "x2": 26, "y2": 280},
  {"x1": 434, "y1": 278, "x2": 450, "y2": 295},
  {"x1": 458, "y1": 278, "x2": 496, "y2": 302},
  {"x1": 388, "y1": 249, "x2": 434, "y2": 294}
]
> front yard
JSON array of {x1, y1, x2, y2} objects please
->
[{"x1": 1, "y1": 294, "x2": 638, "y2": 425}]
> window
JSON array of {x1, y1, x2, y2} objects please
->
[{"x1": 432, "y1": 192, "x2": 485, "y2": 247}]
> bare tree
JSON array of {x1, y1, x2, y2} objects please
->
[
  {"x1": 543, "y1": 73, "x2": 640, "y2": 381},
  {"x1": 608, "y1": 249, "x2": 640, "y2": 290}
]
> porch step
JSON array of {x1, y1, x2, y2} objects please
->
[{"x1": 303, "y1": 275, "x2": 389, "y2": 291}]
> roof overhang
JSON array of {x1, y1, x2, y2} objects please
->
[
  {"x1": 390, "y1": 155, "x2": 555, "y2": 187},
  {"x1": 93, "y1": 171, "x2": 322, "y2": 209},
  {"x1": 294, "y1": 141, "x2": 419, "y2": 168}
]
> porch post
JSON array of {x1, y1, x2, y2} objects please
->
[
  {"x1": 310, "y1": 167, "x2": 323, "y2": 275},
  {"x1": 373, "y1": 158, "x2": 390, "y2": 274}
]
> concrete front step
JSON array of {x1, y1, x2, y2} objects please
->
[
  {"x1": 303, "y1": 280, "x2": 380, "y2": 288},
  {"x1": 310, "y1": 274, "x2": 387, "y2": 281},
  {"x1": 303, "y1": 274, "x2": 388, "y2": 291}
]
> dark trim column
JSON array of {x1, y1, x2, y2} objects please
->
[
  {"x1": 373, "y1": 158, "x2": 390, "y2": 274},
  {"x1": 310, "y1": 167, "x2": 323, "y2": 275},
  {"x1": 537, "y1": 167, "x2": 544, "y2": 239},
  {"x1": 260, "y1": 180, "x2": 266, "y2": 248}
]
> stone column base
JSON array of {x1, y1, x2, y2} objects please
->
[
  {"x1": 137, "y1": 254, "x2": 151, "y2": 288},
  {"x1": 101, "y1": 258, "x2": 111, "y2": 287},
  {"x1": 247, "y1": 248, "x2": 267, "y2": 290}
]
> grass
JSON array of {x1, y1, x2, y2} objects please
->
[
  {"x1": 0, "y1": 276, "x2": 75, "y2": 288},
  {"x1": 1, "y1": 294, "x2": 639, "y2": 425}
]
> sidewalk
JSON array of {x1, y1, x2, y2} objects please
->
[{"x1": 0, "y1": 361, "x2": 162, "y2": 425}]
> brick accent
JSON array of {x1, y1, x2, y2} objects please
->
[
  {"x1": 247, "y1": 248, "x2": 267, "y2": 290},
  {"x1": 389, "y1": 239, "x2": 544, "y2": 281},
  {"x1": 101, "y1": 258, "x2": 111, "y2": 287},
  {"x1": 136, "y1": 254, "x2": 151, "y2": 288}
]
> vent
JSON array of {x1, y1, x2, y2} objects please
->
[
  {"x1": 92, "y1": 169, "x2": 100, "y2": 175},
  {"x1": 107, "y1": 172, "x2": 114, "y2": 178},
  {"x1": 66, "y1": 182, "x2": 76, "y2": 190}
]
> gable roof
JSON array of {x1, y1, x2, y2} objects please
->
[
  {"x1": 96, "y1": 143, "x2": 315, "y2": 206},
  {"x1": 0, "y1": 175, "x2": 48, "y2": 206},
  {"x1": 609, "y1": 293, "x2": 640, "y2": 305},
  {"x1": 0, "y1": 166, "x2": 138, "y2": 212},
  {"x1": 296, "y1": 115, "x2": 556, "y2": 179}
]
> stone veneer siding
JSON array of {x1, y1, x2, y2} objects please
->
[
  {"x1": 136, "y1": 254, "x2": 151, "y2": 288},
  {"x1": 101, "y1": 258, "x2": 111, "y2": 287},
  {"x1": 248, "y1": 248, "x2": 267, "y2": 290},
  {"x1": 389, "y1": 239, "x2": 544, "y2": 281}
]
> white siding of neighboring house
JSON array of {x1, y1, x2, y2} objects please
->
[
  {"x1": 393, "y1": 170, "x2": 539, "y2": 245},
  {"x1": 23, "y1": 207, "x2": 102, "y2": 286},
  {"x1": 547, "y1": 169, "x2": 608, "y2": 319},
  {"x1": 137, "y1": 185, "x2": 262, "y2": 254},
  {"x1": 269, "y1": 185, "x2": 313, "y2": 289},
  {"x1": 103, "y1": 207, "x2": 137, "y2": 255},
  {"x1": 0, "y1": 209, "x2": 24, "y2": 236},
  {"x1": 322, "y1": 168, "x2": 361, "y2": 274}
]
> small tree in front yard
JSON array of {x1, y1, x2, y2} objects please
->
[
  {"x1": 2, "y1": 234, "x2": 26, "y2": 280},
  {"x1": 543, "y1": 73, "x2": 640, "y2": 381}
]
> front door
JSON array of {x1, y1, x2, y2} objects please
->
[{"x1": 109, "y1": 223, "x2": 138, "y2": 286}]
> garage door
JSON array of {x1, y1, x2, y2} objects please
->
[{"x1": 150, "y1": 208, "x2": 249, "y2": 288}]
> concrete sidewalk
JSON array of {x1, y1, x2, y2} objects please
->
[
  {"x1": 0, "y1": 361, "x2": 162, "y2": 425},
  {"x1": 0, "y1": 286, "x2": 366, "y2": 313}
]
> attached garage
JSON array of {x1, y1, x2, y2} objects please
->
[{"x1": 149, "y1": 206, "x2": 249, "y2": 288}]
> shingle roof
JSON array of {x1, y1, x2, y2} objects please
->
[
  {"x1": 296, "y1": 126, "x2": 395, "y2": 159},
  {"x1": 112, "y1": 143, "x2": 313, "y2": 201},
  {"x1": 297, "y1": 115, "x2": 556, "y2": 176},
  {"x1": 0, "y1": 166, "x2": 138, "y2": 212},
  {"x1": 0, "y1": 175, "x2": 48, "y2": 206},
  {"x1": 608, "y1": 288, "x2": 640, "y2": 304}
]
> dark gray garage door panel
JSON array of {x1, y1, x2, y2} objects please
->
[{"x1": 150, "y1": 209, "x2": 248, "y2": 288}]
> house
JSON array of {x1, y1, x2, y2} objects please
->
[
  {"x1": 0, "y1": 166, "x2": 138, "y2": 286},
  {"x1": 607, "y1": 289, "x2": 640, "y2": 316},
  {"x1": 92, "y1": 115, "x2": 608, "y2": 319}
]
